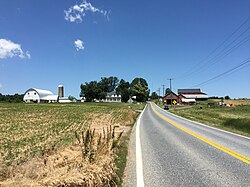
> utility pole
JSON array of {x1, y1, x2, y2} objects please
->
[
  {"x1": 167, "y1": 78, "x2": 173, "y2": 91},
  {"x1": 157, "y1": 88, "x2": 161, "y2": 97},
  {"x1": 162, "y1": 84, "x2": 165, "y2": 96},
  {"x1": 167, "y1": 78, "x2": 174, "y2": 105}
]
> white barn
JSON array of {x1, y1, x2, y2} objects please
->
[{"x1": 23, "y1": 88, "x2": 58, "y2": 103}]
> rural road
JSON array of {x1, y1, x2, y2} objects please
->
[{"x1": 123, "y1": 102, "x2": 250, "y2": 187}]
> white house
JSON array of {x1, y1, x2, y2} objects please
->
[
  {"x1": 23, "y1": 88, "x2": 58, "y2": 103},
  {"x1": 103, "y1": 91, "x2": 121, "y2": 102}
]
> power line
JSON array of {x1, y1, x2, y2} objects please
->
[
  {"x1": 189, "y1": 34, "x2": 250, "y2": 76},
  {"x1": 176, "y1": 17, "x2": 250, "y2": 80},
  {"x1": 191, "y1": 58, "x2": 250, "y2": 87},
  {"x1": 191, "y1": 30, "x2": 250, "y2": 74}
]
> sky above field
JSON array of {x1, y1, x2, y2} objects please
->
[{"x1": 0, "y1": 0, "x2": 249, "y2": 98}]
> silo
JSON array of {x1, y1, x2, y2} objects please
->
[{"x1": 58, "y1": 85, "x2": 64, "y2": 98}]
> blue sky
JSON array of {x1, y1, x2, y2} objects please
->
[{"x1": 0, "y1": 0, "x2": 249, "y2": 98}]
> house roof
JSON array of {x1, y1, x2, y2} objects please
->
[
  {"x1": 106, "y1": 91, "x2": 116, "y2": 97},
  {"x1": 106, "y1": 91, "x2": 121, "y2": 97}
]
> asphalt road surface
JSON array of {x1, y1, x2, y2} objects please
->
[{"x1": 123, "y1": 102, "x2": 250, "y2": 187}]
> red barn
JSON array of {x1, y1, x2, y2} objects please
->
[
  {"x1": 163, "y1": 92, "x2": 179, "y2": 105},
  {"x1": 178, "y1": 89, "x2": 208, "y2": 101}
]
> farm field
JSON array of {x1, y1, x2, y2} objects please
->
[
  {"x1": 170, "y1": 100, "x2": 250, "y2": 137},
  {"x1": 0, "y1": 102, "x2": 141, "y2": 186}
]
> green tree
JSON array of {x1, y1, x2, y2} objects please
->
[
  {"x1": 130, "y1": 78, "x2": 150, "y2": 102},
  {"x1": 68, "y1": 95, "x2": 76, "y2": 101},
  {"x1": 0, "y1": 93, "x2": 24, "y2": 103},
  {"x1": 99, "y1": 76, "x2": 119, "y2": 93},
  {"x1": 80, "y1": 76, "x2": 119, "y2": 101},
  {"x1": 116, "y1": 79, "x2": 130, "y2": 102},
  {"x1": 80, "y1": 81, "x2": 101, "y2": 101},
  {"x1": 165, "y1": 88, "x2": 172, "y2": 95},
  {"x1": 225, "y1": 96, "x2": 230, "y2": 100},
  {"x1": 151, "y1": 92, "x2": 158, "y2": 100}
]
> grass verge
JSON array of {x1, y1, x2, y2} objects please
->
[
  {"x1": 168, "y1": 102, "x2": 250, "y2": 137},
  {"x1": 115, "y1": 103, "x2": 144, "y2": 186},
  {"x1": 114, "y1": 125, "x2": 133, "y2": 187},
  {"x1": 223, "y1": 118, "x2": 250, "y2": 134}
]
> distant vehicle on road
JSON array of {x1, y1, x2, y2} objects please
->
[{"x1": 164, "y1": 105, "x2": 169, "y2": 110}]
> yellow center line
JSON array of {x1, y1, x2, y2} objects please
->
[{"x1": 150, "y1": 103, "x2": 250, "y2": 165}]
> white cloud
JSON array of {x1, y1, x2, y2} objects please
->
[
  {"x1": 74, "y1": 39, "x2": 84, "y2": 51},
  {"x1": 0, "y1": 39, "x2": 31, "y2": 59},
  {"x1": 64, "y1": 1, "x2": 108, "y2": 23},
  {"x1": 26, "y1": 51, "x2": 31, "y2": 59}
]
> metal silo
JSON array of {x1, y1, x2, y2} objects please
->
[{"x1": 58, "y1": 85, "x2": 64, "y2": 98}]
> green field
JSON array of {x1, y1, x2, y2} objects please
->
[
  {"x1": 170, "y1": 102, "x2": 250, "y2": 137},
  {"x1": 0, "y1": 102, "x2": 141, "y2": 167}
]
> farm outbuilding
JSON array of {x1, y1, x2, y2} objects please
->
[
  {"x1": 23, "y1": 88, "x2": 58, "y2": 103},
  {"x1": 163, "y1": 92, "x2": 179, "y2": 105}
]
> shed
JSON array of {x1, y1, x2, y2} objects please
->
[{"x1": 127, "y1": 98, "x2": 134, "y2": 104}]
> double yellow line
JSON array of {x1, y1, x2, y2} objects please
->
[{"x1": 150, "y1": 103, "x2": 250, "y2": 165}]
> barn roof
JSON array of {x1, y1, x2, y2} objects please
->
[
  {"x1": 25, "y1": 88, "x2": 53, "y2": 96},
  {"x1": 181, "y1": 94, "x2": 208, "y2": 99},
  {"x1": 163, "y1": 91, "x2": 179, "y2": 99},
  {"x1": 24, "y1": 88, "x2": 58, "y2": 100},
  {"x1": 178, "y1": 89, "x2": 206, "y2": 95}
]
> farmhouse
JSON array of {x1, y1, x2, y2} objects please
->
[
  {"x1": 178, "y1": 89, "x2": 208, "y2": 101},
  {"x1": 23, "y1": 88, "x2": 58, "y2": 103},
  {"x1": 103, "y1": 91, "x2": 121, "y2": 102}
]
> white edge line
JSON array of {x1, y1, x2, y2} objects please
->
[
  {"x1": 153, "y1": 102, "x2": 250, "y2": 140},
  {"x1": 136, "y1": 104, "x2": 146, "y2": 187}
]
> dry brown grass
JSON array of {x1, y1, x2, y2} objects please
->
[
  {"x1": 224, "y1": 99, "x2": 250, "y2": 106},
  {"x1": 1, "y1": 142, "x2": 116, "y2": 186},
  {"x1": 210, "y1": 99, "x2": 250, "y2": 106}
]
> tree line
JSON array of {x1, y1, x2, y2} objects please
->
[
  {"x1": 0, "y1": 93, "x2": 24, "y2": 103},
  {"x1": 150, "y1": 88, "x2": 172, "y2": 99},
  {"x1": 80, "y1": 77, "x2": 150, "y2": 102}
]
